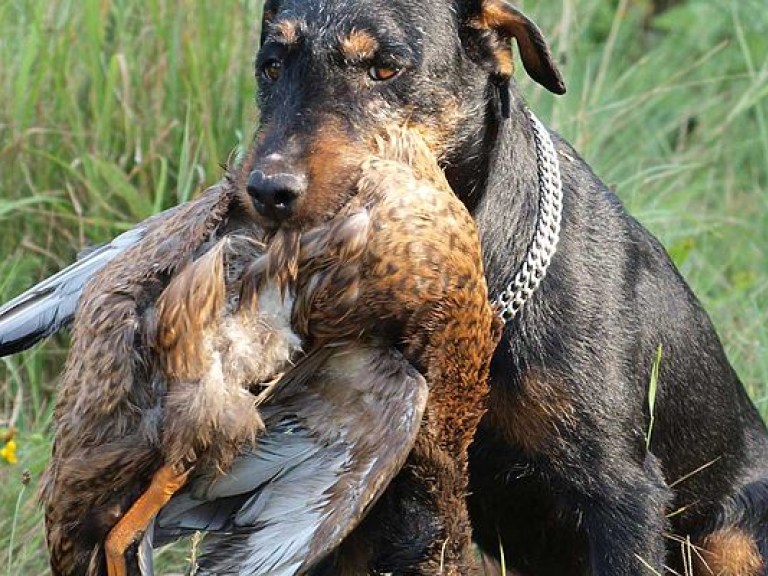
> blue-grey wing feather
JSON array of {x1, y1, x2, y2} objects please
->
[
  {"x1": 154, "y1": 346, "x2": 428, "y2": 576},
  {"x1": 0, "y1": 207, "x2": 179, "y2": 356},
  {"x1": 138, "y1": 518, "x2": 155, "y2": 576}
]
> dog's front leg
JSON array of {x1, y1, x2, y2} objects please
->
[{"x1": 583, "y1": 453, "x2": 671, "y2": 574}]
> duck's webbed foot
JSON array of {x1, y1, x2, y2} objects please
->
[{"x1": 104, "y1": 463, "x2": 190, "y2": 576}]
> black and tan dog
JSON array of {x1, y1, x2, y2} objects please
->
[{"x1": 2, "y1": 1, "x2": 767, "y2": 574}]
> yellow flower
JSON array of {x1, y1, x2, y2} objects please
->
[{"x1": 1, "y1": 439, "x2": 17, "y2": 464}]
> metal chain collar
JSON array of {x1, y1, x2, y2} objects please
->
[{"x1": 495, "y1": 109, "x2": 563, "y2": 322}]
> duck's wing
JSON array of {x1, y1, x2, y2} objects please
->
[
  {"x1": 0, "y1": 222, "x2": 151, "y2": 356},
  {"x1": 0, "y1": 206, "x2": 182, "y2": 356},
  {"x1": 153, "y1": 345, "x2": 428, "y2": 576},
  {"x1": 0, "y1": 178, "x2": 242, "y2": 357}
]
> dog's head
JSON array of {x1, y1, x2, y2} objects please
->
[{"x1": 238, "y1": 0, "x2": 564, "y2": 230}]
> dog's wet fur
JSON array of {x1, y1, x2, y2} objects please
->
[{"x1": 246, "y1": 0, "x2": 768, "y2": 573}]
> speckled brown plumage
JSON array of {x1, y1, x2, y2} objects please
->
[
  {"x1": 41, "y1": 128, "x2": 500, "y2": 576},
  {"x1": 295, "y1": 130, "x2": 501, "y2": 457},
  {"x1": 40, "y1": 182, "x2": 252, "y2": 575},
  {"x1": 292, "y1": 130, "x2": 503, "y2": 574}
]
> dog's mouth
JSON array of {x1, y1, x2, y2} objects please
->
[{"x1": 249, "y1": 124, "x2": 444, "y2": 235}]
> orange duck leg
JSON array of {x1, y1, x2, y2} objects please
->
[{"x1": 104, "y1": 464, "x2": 190, "y2": 576}]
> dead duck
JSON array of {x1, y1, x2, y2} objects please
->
[
  {"x1": 153, "y1": 130, "x2": 502, "y2": 575},
  {"x1": 40, "y1": 181, "x2": 415, "y2": 576},
  {"x1": 14, "y1": 127, "x2": 499, "y2": 575}
]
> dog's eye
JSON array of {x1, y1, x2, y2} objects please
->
[
  {"x1": 368, "y1": 65, "x2": 401, "y2": 82},
  {"x1": 261, "y1": 60, "x2": 283, "y2": 82}
]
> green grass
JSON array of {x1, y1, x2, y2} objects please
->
[{"x1": 0, "y1": 0, "x2": 766, "y2": 573}]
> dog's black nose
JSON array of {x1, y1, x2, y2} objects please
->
[{"x1": 246, "y1": 169, "x2": 307, "y2": 221}]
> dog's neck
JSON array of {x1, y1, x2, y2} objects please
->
[{"x1": 447, "y1": 87, "x2": 542, "y2": 302}]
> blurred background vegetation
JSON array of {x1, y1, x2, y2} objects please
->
[{"x1": 0, "y1": 0, "x2": 766, "y2": 573}]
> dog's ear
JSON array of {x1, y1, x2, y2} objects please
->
[
  {"x1": 260, "y1": 0, "x2": 281, "y2": 46},
  {"x1": 464, "y1": 0, "x2": 565, "y2": 95}
]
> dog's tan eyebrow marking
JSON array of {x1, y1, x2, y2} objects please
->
[
  {"x1": 271, "y1": 19, "x2": 302, "y2": 46},
  {"x1": 340, "y1": 29, "x2": 379, "y2": 62},
  {"x1": 492, "y1": 46, "x2": 514, "y2": 78}
]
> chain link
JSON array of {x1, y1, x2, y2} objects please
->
[{"x1": 495, "y1": 109, "x2": 563, "y2": 322}]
